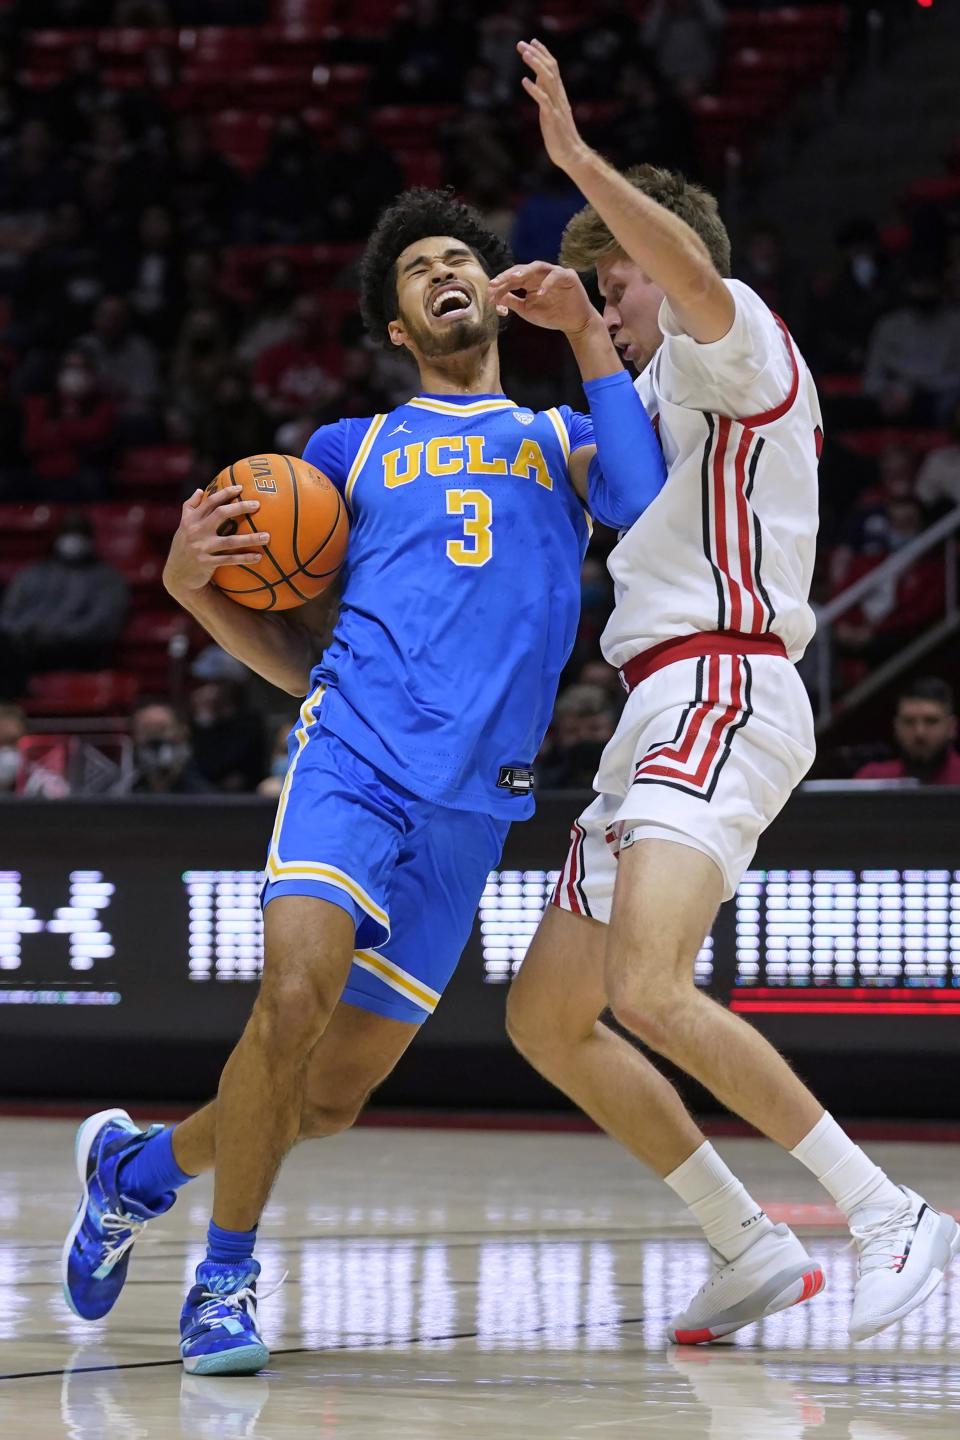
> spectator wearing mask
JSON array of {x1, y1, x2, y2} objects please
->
[
  {"x1": 807, "y1": 218, "x2": 897, "y2": 373},
  {"x1": 127, "y1": 700, "x2": 212, "y2": 794},
  {"x1": 537, "y1": 683, "x2": 617, "y2": 789},
  {"x1": 20, "y1": 348, "x2": 117, "y2": 500},
  {"x1": 916, "y1": 401, "x2": 960, "y2": 514},
  {"x1": 189, "y1": 679, "x2": 266, "y2": 793},
  {"x1": 0, "y1": 509, "x2": 129, "y2": 695},
  {"x1": 79, "y1": 295, "x2": 164, "y2": 441},
  {"x1": 854, "y1": 678, "x2": 960, "y2": 785},
  {"x1": 863, "y1": 270, "x2": 960, "y2": 424}
]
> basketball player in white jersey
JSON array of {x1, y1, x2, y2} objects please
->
[{"x1": 489, "y1": 38, "x2": 959, "y2": 1345}]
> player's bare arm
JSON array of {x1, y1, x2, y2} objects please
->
[
  {"x1": 488, "y1": 261, "x2": 625, "y2": 383},
  {"x1": 517, "y1": 38, "x2": 734, "y2": 344},
  {"x1": 163, "y1": 484, "x2": 333, "y2": 697}
]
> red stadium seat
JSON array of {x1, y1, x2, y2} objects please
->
[
  {"x1": 100, "y1": 26, "x2": 178, "y2": 56},
  {"x1": 88, "y1": 504, "x2": 148, "y2": 573},
  {"x1": 396, "y1": 148, "x2": 444, "y2": 190},
  {"x1": 310, "y1": 63, "x2": 371, "y2": 106},
  {"x1": 114, "y1": 445, "x2": 196, "y2": 496},
  {"x1": 221, "y1": 244, "x2": 362, "y2": 298},
  {"x1": 272, "y1": 0, "x2": 335, "y2": 24},
  {"x1": 369, "y1": 105, "x2": 458, "y2": 148},
  {"x1": 177, "y1": 26, "x2": 261, "y2": 66},
  {"x1": 0, "y1": 503, "x2": 63, "y2": 582},
  {"x1": 835, "y1": 428, "x2": 951, "y2": 458},
  {"x1": 23, "y1": 670, "x2": 139, "y2": 718},
  {"x1": 208, "y1": 111, "x2": 274, "y2": 173}
]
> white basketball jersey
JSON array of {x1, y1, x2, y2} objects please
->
[{"x1": 600, "y1": 280, "x2": 822, "y2": 670}]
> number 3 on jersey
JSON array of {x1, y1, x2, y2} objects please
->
[{"x1": 446, "y1": 488, "x2": 492, "y2": 567}]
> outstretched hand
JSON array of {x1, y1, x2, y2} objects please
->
[
  {"x1": 488, "y1": 262, "x2": 598, "y2": 336},
  {"x1": 517, "y1": 38, "x2": 588, "y2": 175}
]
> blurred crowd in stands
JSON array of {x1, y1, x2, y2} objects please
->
[{"x1": 0, "y1": 0, "x2": 958, "y2": 794}]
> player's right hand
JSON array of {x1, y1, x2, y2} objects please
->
[
  {"x1": 163, "y1": 484, "x2": 270, "y2": 596},
  {"x1": 488, "y1": 261, "x2": 599, "y2": 337}
]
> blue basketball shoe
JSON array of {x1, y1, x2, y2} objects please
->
[
  {"x1": 180, "y1": 1259, "x2": 270, "y2": 1376},
  {"x1": 62, "y1": 1108, "x2": 175, "y2": 1320}
]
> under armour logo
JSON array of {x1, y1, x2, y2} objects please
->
[{"x1": 389, "y1": 421, "x2": 412, "y2": 435}]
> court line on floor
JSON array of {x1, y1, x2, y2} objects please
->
[{"x1": 0, "y1": 1314, "x2": 650, "y2": 1382}]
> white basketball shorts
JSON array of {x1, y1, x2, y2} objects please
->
[{"x1": 553, "y1": 651, "x2": 815, "y2": 917}]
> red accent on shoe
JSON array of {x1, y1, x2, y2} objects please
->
[
  {"x1": 793, "y1": 1269, "x2": 825, "y2": 1305},
  {"x1": 673, "y1": 1327, "x2": 717, "y2": 1345}
]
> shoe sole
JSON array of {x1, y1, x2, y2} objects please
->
[
  {"x1": 182, "y1": 1343, "x2": 271, "y2": 1376},
  {"x1": 850, "y1": 1214, "x2": 960, "y2": 1343},
  {"x1": 670, "y1": 1263, "x2": 826, "y2": 1345},
  {"x1": 60, "y1": 1107, "x2": 134, "y2": 1319}
]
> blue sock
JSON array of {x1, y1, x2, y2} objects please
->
[
  {"x1": 205, "y1": 1220, "x2": 258, "y2": 1268},
  {"x1": 117, "y1": 1127, "x2": 194, "y2": 1209}
]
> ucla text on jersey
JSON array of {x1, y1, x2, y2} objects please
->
[{"x1": 302, "y1": 393, "x2": 595, "y2": 817}]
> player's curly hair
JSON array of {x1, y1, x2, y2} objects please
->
[
  {"x1": 359, "y1": 188, "x2": 513, "y2": 346},
  {"x1": 560, "y1": 164, "x2": 732, "y2": 278}
]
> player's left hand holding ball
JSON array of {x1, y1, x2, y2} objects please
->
[{"x1": 163, "y1": 484, "x2": 268, "y2": 600}]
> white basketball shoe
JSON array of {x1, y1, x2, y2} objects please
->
[
  {"x1": 668, "y1": 1223, "x2": 825, "y2": 1345},
  {"x1": 848, "y1": 1185, "x2": 960, "y2": 1342}
]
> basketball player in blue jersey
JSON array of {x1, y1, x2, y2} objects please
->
[{"x1": 61, "y1": 189, "x2": 666, "y2": 1374}]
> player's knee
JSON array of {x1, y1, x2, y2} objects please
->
[
  {"x1": 298, "y1": 1088, "x2": 368, "y2": 1141},
  {"x1": 505, "y1": 981, "x2": 582, "y2": 1074},
  {"x1": 607, "y1": 966, "x2": 688, "y2": 1055},
  {"x1": 253, "y1": 967, "x2": 338, "y2": 1056}
]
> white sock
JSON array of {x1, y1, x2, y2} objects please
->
[
  {"x1": 790, "y1": 1112, "x2": 904, "y2": 1219},
  {"x1": 665, "y1": 1141, "x2": 774, "y2": 1261}
]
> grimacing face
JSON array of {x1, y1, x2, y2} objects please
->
[
  {"x1": 388, "y1": 235, "x2": 499, "y2": 360},
  {"x1": 596, "y1": 252, "x2": 666, "y2": 373}
]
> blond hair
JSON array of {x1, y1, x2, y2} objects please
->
[{"x1": 559, "y1": 164, "x2": 732, "y2": 278}]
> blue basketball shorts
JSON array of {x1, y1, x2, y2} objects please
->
[{"x1": 261, "y1": 684, "x2": 510, "y2": 1024}]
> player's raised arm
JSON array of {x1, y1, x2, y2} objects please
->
[
  {"x1": 163, "y1": 485, "x2": 334, "y2": 696},
  {"x1": 488, "y1": 260, "x2": 666, "y2": 524},
  {"x1": 516, "y1": 37, "x2": 734, "y2": 344}
]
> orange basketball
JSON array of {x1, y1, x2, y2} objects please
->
[{"x1": 207, "y1": 453, "x2": 349, "y2": 611}]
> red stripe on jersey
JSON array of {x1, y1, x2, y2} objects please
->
[
  {"x1": 564, "y1": 823, "x2": 584, "y2": 915},
  {"x1": 641, "y1": 655, "x2": 721, "y2": 773},
  {"x1": 733, "y1": 426, "x2": 758, "y2": 633},
  {"x1": 711, "y1": 418, "x2": 733, "y2": 627},
  {"x1": 638, "y1": 658, "x2": 745, "y2": 791},
  {"x1": 619, "y1": 631, "x2": 785, "y2": 692},
  {"x1": 737, "y1": 316, "x2": 800, "y2": 428}
]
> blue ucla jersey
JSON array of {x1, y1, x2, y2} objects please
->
[{"x1": 301, "y1": 392, "x2": 595, "y2": 819}]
